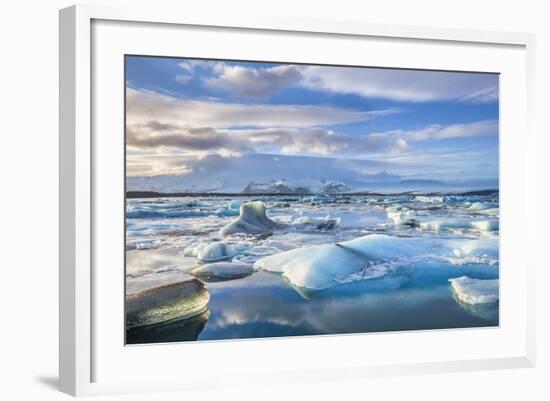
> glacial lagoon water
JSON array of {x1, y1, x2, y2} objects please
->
[{"x1": 125, "y1": 193, "x2": 499, "y2": 344}]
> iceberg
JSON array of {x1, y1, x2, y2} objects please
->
[
  {"x1": 183, "y1": 241, "x2": 250, "y2": 263},
  {"x1": 220, "y1": 201, "x2": 282, "y2": 235},
  {"x1": 387, "y1": 208, "x2": 420, "y2": 227},
  {"x1": 468, "y1": 202, "x2": 490, "y2": 210},
  {"x1": 448, "y1": 276, "x2": 499, "y2": 304},
  {"x1": 213, "y1": 207, "x2": 240, "y2": 217},
  {"x1": 471, "y1": 220, "x2": 499, "y2": 231},
  {"x1": 228, "y1": 200, "x2": 241, "y2": 210},
  {"x1": 191, "y1": 261, "x2": 254, "y2": 281},
  {"x1": 254, "y1": 234, "x2": 435, "y2": 291},
  {"x1": 447, "y1": 238, "x2": 499, "y2": 265},
  {"x1": 126, "y1": 278, "x2": 210, "y2": 329}
]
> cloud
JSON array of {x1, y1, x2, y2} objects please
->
[
  {"x1": 185, "y1": 60, "x2": 499, "y2": 103},
  {"x1": 300, "y1": 66, "x2": 498, "y2": 103},
  {"x1": 177, "y1": 59, "x2": 219, "y2": 72},
  {"x1": 127, "y1": 123, "x2": 252, "y2": 157},
  {"x1": 127, "y1": 88, "x2": 495, "y2": 158},
  {"x1": 127, "y1": 87, "x2": 387, "y2": 129},
  {"x1": 175, "y1": 74, "x2": 191, "y2": 85},
  {"x1": 126, "y1": 155, "x2": 193, "y2": 177},
  {"x1": 219, "y1": 127, "x2": 408, "y2": 156},
  {"x1": 204, "y1": 64, "x2": 303, "y2": 99},
  {"x1": 400, "y1": 120, "x2": 498, "y2": 141},
  {"x1": 195, "y1": 61, "x2": 498, "y2": 103}
]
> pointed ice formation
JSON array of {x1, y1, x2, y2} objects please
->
[{"x1": 220, "y1": 201, "x2": 282, "y2": 235}]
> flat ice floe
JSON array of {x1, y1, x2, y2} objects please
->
[
  {"x1": 190, "y1": 261, "x2": 254, "y2": 281},
  {"x1": 254, "y1": 234, "x2": 437, "y2": 290},
  {"x1": 126, "y1": 278, "x2": 210, "y2": 328},
  {"x1": 449, "y1": 276, "x2": 499, "y2": 304},
  {"x1": 254, "y1": 234, "x2": 499, "y2": 291},
  {"x1": 220, "y1": 201, "x2": 282, "y2": 235}
]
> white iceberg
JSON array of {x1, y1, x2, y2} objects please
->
[
  {"x1": 468, "y1": 202, "x2": 490, "y2": 210},
  {"x1": 447, "y1": 238, "x2": 499, "y2": 266},
  {"x1": 448, "y1": 276, "x2": 499, "y2": 304},
  {"x1": 191, "y1": 261, "x2": 254, "y2": 281},
  {"x1": 183, "y1": 242, "x2": 250, "y2": 263},
  {"x1": 220, "y1": 201, "x2": 282, "y2": 235},
  {"x1": 254, "y1": 234, "x2": 435, "y2": 291},
  {"x1": 471, "y1": 220, "x2": 499, "y2": 231},
  {"x1": 126, "y1": 278, "x2": 210, "y2": 328}
]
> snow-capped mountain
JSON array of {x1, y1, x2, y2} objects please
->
[
  {"x1": 318, "y1": 180, "x2": 351, "y2": 194},
  {"x1": 242, "y1": 179, "x2": 312, "y2": 194}
]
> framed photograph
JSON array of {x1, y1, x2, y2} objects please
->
[{"x1": 59, "y1": 4, "x2": 536, "y2": 396}]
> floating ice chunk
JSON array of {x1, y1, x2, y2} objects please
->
[
  {"x1": 475, "y1": 208, "x2": 499, "y2": 217},
  {"x1": 420, "y1": 218, "x2": 471, "y2": 231},
  {"x1": 414, "y1": 195, "x2": 444, "y2": 203},
  {"x1": 449, "y1": 276, "x2": 499, "y2": 304},
  {"x1": 420, "y1": 218, "x2": 498, "y2": 232},
  {"x1": 228, "y1": 200, "x2": 241, "y2": 210},
  {"x1": 448, "y1": 238, "x2": 499, "y2": 265},
  {"x1": 126, "y1": 278, "x2": 210, "y2": 328},
  {"x1": 387, "y1": 208, "x2": 419, "y2": 226},
  {"x1": 220, "y1": 201, "x2": 282, "y2": 235},
  {"x1": 292, "y1": 215, "x2": 340, "y2": 230},
  {"x1": 184, "y1": 242, "x2": 250, "y2": 263},
  {"x1": 471, "y1": 220, "x2": 499, "y2": 231},
  {"x1": 214, "y1": 207, "x2": 240, "y2": 217},
  {"x1": 254, "y1": 234, "x2": 434, "y2": 291},
  {"x1": 308, "y1": 195, "x2": 335, "y2": 203},
  {"x1": 468, "y1": 202, "x2": 490, "y2": 210},
  {"x1": 191, "y1": 261, "x2": 254, "y2": 281}
]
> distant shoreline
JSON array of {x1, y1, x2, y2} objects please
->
[{"x1": 126, "y1": 189, "x2": 499, "y2": 199}]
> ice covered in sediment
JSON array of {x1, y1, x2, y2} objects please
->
[
  {"x1": 254, "y1": 234, "x2": 436, "y2": 290},
  {"x1": 387, "y1": 207, "x2": 420, "y2": 226},
  {"x1": 448, "y1": 276, "x2": 499, "y2": 304},
  {"x1": 190, "y1": 261, "x2": 254, "y2": 281},
  {"x1": 183, "y1": 242, "x2": 250, "y2": 263},
  {"x1": 126, "y1": 277, "x2": 210, "y2": 328},
  {"x1": 292, "y1": 215, "x2": 340, "y2": 230},
  {"x1": 220, "y1": 201, "x2": 282, "y2": 235}
]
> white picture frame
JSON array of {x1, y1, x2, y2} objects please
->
[{"x1": 59, "y1": 4, "x2": 537, "y2": 397}]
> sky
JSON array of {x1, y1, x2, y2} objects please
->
[{"x1": 125, "y1": 55, "x2": 499, "y2": 192}]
